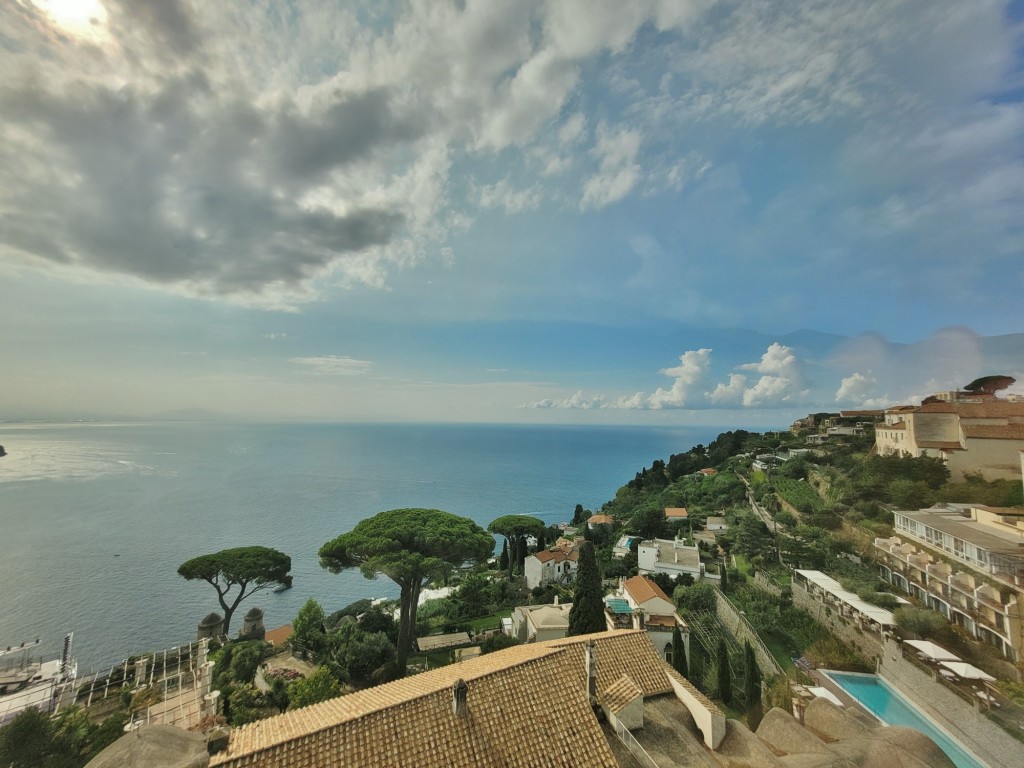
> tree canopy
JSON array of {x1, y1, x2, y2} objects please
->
[
  {"x1": 963, "y1": 375, "x2": 1015, "y2": 395},
  {"x1": 178, "y1": 546, "x2": 292, "y2": 636},
  {"x1": 488, "y1": 514, "x2": 546, "y2": 577},
  {"x1": 319, "y1": 508, "x2": 493, "y2": 675}
]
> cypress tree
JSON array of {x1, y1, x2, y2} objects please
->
[
  {"x1": 744, "y1": 641, "x2": 763, "y2": 729},
  {"x1": 720, "y1": 561, "x2": 729, "y2": 593},
  {"x1": 672, "y1": 625, "x2": 688, "y2": 678},
  {"x1": 717, "y1": 638, "x2": 732, "y2": 705},
  {"x1": 499, "y1": 540, "x2": 509, "y2": 572},
  {"x1": 690, "y1": 638, "x2": 705, "y2": 693},
  {"x1": 568, "y1": 541, "x2": 605, "y2": 636}
]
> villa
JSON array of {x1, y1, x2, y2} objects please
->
[
  {"x1": 605, "y1": 576, "x2": 689, "y2": 666},
  {"x1": 637, "y1": 537, "x2": 704, "y2": 581},
  {"x1": 508, "y1": 600, "x2": 572, "y2": 643},
  {"x1": 523, "y1": 544, "x2": 579, "y2": 590}
]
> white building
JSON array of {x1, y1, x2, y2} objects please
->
[
  {"x1": 524, "y1": 546, "x2": 579, "y2": 590},
  {"x1": 508, "y1": 601, "x2": 572, "y2": 643},
  {"x1": 605, "y1": 576, "x2": 689, "y2": 666},
  {"x1": 874, "y1": 499, "x2": 1024, "y2": 660},
  {"x1": 638, "y1": 538, "x2": 704, "y2": 581}
]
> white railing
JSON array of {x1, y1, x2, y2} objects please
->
[{"x1": 609, "y1": 713, "x2": 661, "y2": 768}]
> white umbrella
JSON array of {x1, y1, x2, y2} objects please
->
[
  {"x1": 904, "y1": 639, "x2": 960, "y2": 662},
  {"x1": 938, "y1": 661, "x2": 995, "y2": 681}
]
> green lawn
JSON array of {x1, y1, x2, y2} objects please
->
[
  {"x1": 468, "y1": 609, "x2": 512, "y2": 633},
  {"x1": 761, "y1": 631, "x2": 797, "y2": 672}
]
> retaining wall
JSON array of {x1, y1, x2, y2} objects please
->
[
  {"x1": 714, "y1": 589, "x2": 783, "y2": 678},
  {"x1": 791, "y1": 580, "x2": 883, "y2": 664},
  {"x1": 752, "y1": 571, "x2": 783, "y2": 597}
]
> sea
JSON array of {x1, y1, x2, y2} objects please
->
[{"x1": 0, "y1": 421, "x2": 734, "y2": 673}]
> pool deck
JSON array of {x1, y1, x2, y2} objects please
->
[{"x1": 803, "y1": 668, "x2": 874, "y2": 717}]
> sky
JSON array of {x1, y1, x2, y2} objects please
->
[{"x1": 1, "y1": 0, "x2": 1023, "y2": 426}]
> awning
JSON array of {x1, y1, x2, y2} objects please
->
[
  {"x1": 938, "y1": 661, "x2": 995, "y2": 681},
  {"x1": 903, "y1": 639, "x2": 960, "y2": 662}
]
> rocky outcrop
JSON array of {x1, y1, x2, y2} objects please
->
[{"x1": 748, "y1": 702, "x2": 955, "y2": 768}]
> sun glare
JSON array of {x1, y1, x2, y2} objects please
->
[{"x1": 30, "y1": 0, "x2": 108, "y2": 38}]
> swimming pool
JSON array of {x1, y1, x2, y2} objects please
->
[{"x1": 821, "y1": 671, "x2": 988, "y2": 768}]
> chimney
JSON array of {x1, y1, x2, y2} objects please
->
[
  {"x1": 585, "y1": 640, "x2": 597, "y2": 703},
  {"x1": 452, "y1": 678, "x2": 468, "y2": 717},
  {"x1": 554, "y1": 594, "x2": 559, "y2": 606}
]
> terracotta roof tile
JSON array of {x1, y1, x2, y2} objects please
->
[
  {"x1": 543, "y1": 631, "x2": 675, "y2": 698},
  {"x1": 211, "y1": 630, "x2": 678, "y2": 768},
  {"x1": 622, "y1": 575, "x2": 672, "y2": 605},
  {"x1": 664, "y1": 507, "x2": 689, "y2": 518},
  {"x1": 587, "y1": 514, "x2": 614, "y2": 525},
  {"x1": 962, "y1": 424, "x2": 1024, "y2": 440},
  {"x1": 915, "y1": 401, "x2": 1024, "y2": 417},
  {"x1": 601, "y1": 674, "x2": 642, "y2": 714},
  {"x1": 532, "y1": 548, "x2": 578, "y2": 564}
]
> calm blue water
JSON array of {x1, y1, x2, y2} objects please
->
[
  {"x1": 0, "y1": 421, "x2": 726, "y2": 671},
  {"x1": 823, "y1": 671, "x2": 986, "y2": 768}
]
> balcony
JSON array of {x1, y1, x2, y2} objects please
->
[
  {"x1": 975, "y1": 585, "x2": 1005, "y2": 612},
  {"x1": 950, "y1": 573, "x2": 976, "y2": 592},
  {"x1": 926, "y1": 562, "x2": 952, "y2": 580}
]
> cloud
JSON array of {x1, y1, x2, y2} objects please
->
[
  {"x1": 581, "y1": 123, "x2": 642, "y2": 209},
  {"x1": 727, "y1": 343, "x2": 809, "y2": 407},
  {"x1": 1, "y1": 0, "x2": 1019, "y2": 333},
  {"x1": 835, "y1": 372, "x2": 877, "y2": 403},
  {"x1": 474, "y1": 179, "x2": 542, "y2": 214},
  {"x1": 645, "y1": 348, "x2": 713, "y2": 408},
  {"x1": 105, "y1": 0, "x2": 201, "y2": 59},
  {"x1": 707, "y1": 373, "x2": 747, "y2": 405},
  {"x1": 527, "y1": 390, "x2": 606, "y2": 409},
  {"x1": 290, "y1": 356, "x2": 372, "y2": 375}
]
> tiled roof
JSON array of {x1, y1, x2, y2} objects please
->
[
  {"x1": 915, "y1": 401, "x2": 1024, "y2": 417},
  {"x1": 212, "y1": 630, "x2": 675, "y2": 768},
  {"x1": 532, "y1": 548, "x2": 578, "y2": 564},
  {"x1": 664, "y1": 507, "x2": 689, "y2": 518},
  {"x1": 588, "y1": 514, "x2": 614, "y2": 525},
  {"x1": 601, "y1": 674, "x2": 642, "y2": 714},
  {"x1": 962, "y1": 424, "x2": 1024, "y2": 440},
  {"x1": 543, "y1": 631, "x2": 675, "y2": 698},
  {"x1": 697, "y1": 468, "x2": 718, "y2": 475},
  {"x1": 622, "y1": 575, "x2": 672, "y2": 606}
]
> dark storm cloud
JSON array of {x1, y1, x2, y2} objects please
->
[
  {"x1": 271, "y1": 89, "x2": 427, "y2": 182},
  {"x1": 106, "y1": 0, "x2": 201, "y2": 58},
  {"x1": 0, "y1": 75, "x2": 407, "y2": 297}
]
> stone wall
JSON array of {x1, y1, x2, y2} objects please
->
[
  {"x1": 752, "y1": 571, "x2": 783, "y2": 597},
  {"x1": 878, "y1": 638, "x2": 1019, "y2": 768},
  {"x1": 790, "y1": 580, "x2": 883, "y2": 664},
  {"x1": 714, "y1": 589, "x2": 783, "y2": 677}
]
